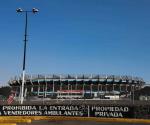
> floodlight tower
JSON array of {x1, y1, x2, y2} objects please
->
[{"x1": 16, "y1": 8, "x2": 39, "y2": 104}]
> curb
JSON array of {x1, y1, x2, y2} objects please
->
[
  {"x1": 0, "y1": 116, "x2": 150, "y2": 124},
  {"x1": 0, "y1": 123, "x2": 16, "y2": 125}
]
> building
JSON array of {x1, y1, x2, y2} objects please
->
[{"x1": 9, "y1": 74, "x2": 145, "y2": 100}]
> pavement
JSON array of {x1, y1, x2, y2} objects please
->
[{"x1": 17, "y1": 120, "x2": 149, "y2": 125}]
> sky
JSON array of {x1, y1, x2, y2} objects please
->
[{"x1": 0, "y1": 0, "x2": 150, "y2": 85}]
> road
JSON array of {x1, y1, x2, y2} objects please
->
[{"x1": 18, "y1": 120, "x2": 148, "y2": 125}]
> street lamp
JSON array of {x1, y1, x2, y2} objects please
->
[{"x1": 16, "y1": 8, "x2": 39, "y2": 104}]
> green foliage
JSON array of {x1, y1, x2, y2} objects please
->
[{"x1": 0, "y1": 86, "x2": 11, "y2": 98}]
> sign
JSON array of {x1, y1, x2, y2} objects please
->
[
  {"x1": 0, "y1": 105, "x2": 88, "y2": 116},
  {"x1": 0, "y1": 105, "x2": 134, "y2": 118},
  {"x1": 90, "y1": 106, "x2": 134, "y2": 118}
]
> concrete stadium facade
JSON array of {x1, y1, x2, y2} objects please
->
[{"x1": 9, "y1": 74, "x2": 145, "y2": 100}]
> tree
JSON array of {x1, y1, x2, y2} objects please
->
[{"x1": 0, "y1": 86, "x2": 11, "y2": 97}]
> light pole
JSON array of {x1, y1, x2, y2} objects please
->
[{"x1": 16, "y1": 8, "x2": 39, "y2": 104}]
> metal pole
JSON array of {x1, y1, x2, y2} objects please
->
[
  {"x1": 105, "y1": 84, "x2": 107, "y2": 93},
  {"x1": 133, "y1": 85, "x2": 135, "y2": 105},
  {"x1": 90, "y1": 84, "x2": 92, "y2": 97},
  {"x1": 20, "y1": 12, "x2": 28, "y2": 104},
  {"x1": 45, "y1": 81, "x2": 47, "y2": 98},
  {"x1": 113, "y1": 84, "x2": 114, "y2": 92},
  {"x1": 120, "y1": 84, "x2": 122, "y2": 92},
  {"x1": 83, "y1": 82, "x2": 85, "y2": 97},
  {"x1": 38, "y1": 83, "x2": 40, "y2": 96},
  {"x1": 17, "y1": 8, "x2": 38, "y2": 104},
  {"x1": 70, "y1": 84, "x2": 72, "y2": 104},
  {"x1": 98, "y1": 84, "x2": 99, "y2": 97},
  {"x1": 101, "y1": 84, "x2": 102, "y2": 91},
  {"x1": 42, "y1": 85, "x2": 44, "y2": 104}
]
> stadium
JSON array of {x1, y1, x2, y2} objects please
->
[{"x1": 9, "y1": 74, "x2": 145, "y2": 101}]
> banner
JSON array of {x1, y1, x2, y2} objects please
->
[
  {"x1": 0, "y1": 105, "x2": 134, "y2": 118},
  {"x1": 90, "y1": 106, "x2": 134, "y2": 118}
]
